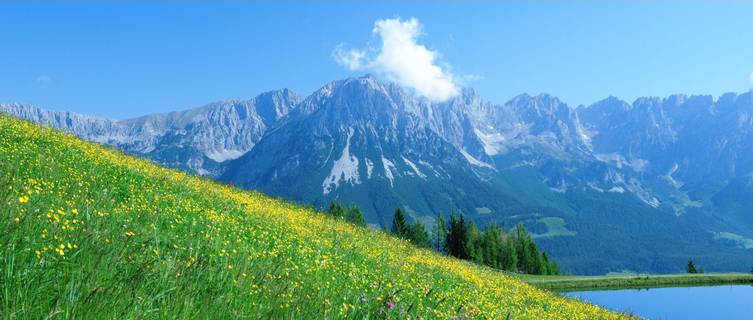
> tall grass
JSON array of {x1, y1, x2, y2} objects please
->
[{"x1": 0, "y1": 114, "x2": 627, "y2": 319}]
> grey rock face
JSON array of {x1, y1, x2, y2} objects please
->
[
  {"x1": 5, "y1": 76, "x2": 753, "y2": 274},
  {"x1": 1, "y1": 89, "x2": 301, "y2": 176},
  {"x1": 578, "y1": 91, "x2": 753, "y2": 216},
  {"x1": 221, "y1": 76, "x2": 504, "y2": 224}
]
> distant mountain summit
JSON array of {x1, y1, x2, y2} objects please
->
[
  {"x1": 1, "y1": 89, "x2": 301, "y2": 175},
  {"x1": 4, "y1": 77, "x2": 753, "y2": 274},
  {"x1": 221, "y1": 75, "x2": 500, "y2": 225},
  {"x1": 578, "y1": 91, "x2": 753, "y2": 218}
]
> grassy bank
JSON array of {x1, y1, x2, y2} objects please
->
[
  {"x1": 0, "y1": 114, "x2": 630, "y2": 319},
  {"x1": 518, "y1": 273, "x2": 753, "y2": 291}
]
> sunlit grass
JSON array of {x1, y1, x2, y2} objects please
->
[{"x1": 0, "y1": 114, "x2": 628, "y2": 319}]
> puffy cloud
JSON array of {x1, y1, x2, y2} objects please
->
[
  {"x1": 333, "y1": 44, "x2": 367, "y2": 70},
  {"x1": 333, "y1": 18, "x2": 459, "y2": 102}
]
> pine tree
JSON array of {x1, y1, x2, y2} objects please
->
[
  {"x1": 327, "y1": 202, "x2": 345, "y2": 219},
  {"x1": 482, "y1": 224, "x2": 503, "y2": 269},
  {"x1": 434, "y1": 214, "x2": 447, "y2": 253},
  {"x1": 346, "y1": 205, "x2": 365, "y2": 226},
  {"x1": 687, "y1": 259, "x2": 697, "y2": 274},
  {"x1": 514, "y1": 224, "x2": 533, "y2": 273},
  {"x1": 548, "y1": 258, "x2": 559, "y2": 275},
  {"x1": 501, "y1": 234, "x2": 518, "y2": 272},
  {"x1": 528, "y1": 240, "x2": 543, "y2": 274},
  {"x1": 538, "y1": 252, "x2": 549, "y2": 275},
  {"x1": 391, "y1": 208, "x2": 409, "y2": 239},
  {"x1": 466, "y1": 222, "x2": 484, "y2": 264},
  {"x1": 542, "y1": 252, "x2": 558, "y2": 275},
  {"x1": 409, "y1": 220, "x2": 431, "y2": 248},
  {"x1": 446, "y1": 214, "x2": 469, "y2": 259}
]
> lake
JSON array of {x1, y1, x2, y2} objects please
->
[{"x1": 565, "y1": 285, "x2": 753, "y2": 319}]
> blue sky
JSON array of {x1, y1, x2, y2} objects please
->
[{"x1": 2, "y1": 1, "x2": 752, "y2": 119}]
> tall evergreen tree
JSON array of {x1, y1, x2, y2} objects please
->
[
  {"x1": 346, "y1": 205, "x2": 365, "y2": 226},
  {"x1": 466, "y1": 222, "x2": 484, "y2": 264},
  {"x1": 527, "y1": 240, "x2": 543, "y2": 274},
  {"x1": 537, "y1": 250, "x2": 548, "y2": 275},
  {"x1": 434, "y1": 213, "x2": 447, "y2": 253},
  {"x1": 327, "y1": 202, "x2": 345, "y2": 219},
  {"x1": 391, "y1": 208, "x2": 409, "y2": 239},
  {"x1": 687, "y1": 259, "x2": 698, "y2": 274},
  {"x1": 482, "y1": 224, "x2": 503, "y2": 269},
  {"x1": 514, "y1": 224, "x2": 533, "y2": 273},
  {"x1": 542, "y1": 252, "x2": 554, "y2": 275},
  {"x1": 548, "y1": 259, "x2": 560, "y2": 275},
  {"x1": 501, "y1": 234, "x2": 518, "y2": 272},
  {"x1": 409, "y1": 220, "x2": 431, "y2": 248},
  {"x1": 446, "y1": 214, "x2": 469, "y2": 259}
]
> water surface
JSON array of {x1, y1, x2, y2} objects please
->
[{"x1": 565, "y1": 285, "x2": 753, "y2": 319}]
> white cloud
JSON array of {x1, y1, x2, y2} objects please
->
[
  {"x1": 333, "y1": 44, "x2": 367, "y2": 70},
  {"x1": 333, "y1": 18, "x2": 459, "y2": 102}
]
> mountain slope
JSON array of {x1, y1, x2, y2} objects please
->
[
  {"x1": 4, "y1": 78, "x2": 753, "y2": 275},
  {"x1": 579, "y1": 92, "x2": 753, "y2": 217},
  {"x1": 0, "y1": 89, "x2": 301, "y2": 176},
  {"x1": 222, "y1": 76, "x2": 521, "y2": 226},
  {"x1": 0, "y1": 113, "x2": 626, "y2": 319},
  {"x1": 220, "y1": 76, "x2": 753, "y2": 274}
]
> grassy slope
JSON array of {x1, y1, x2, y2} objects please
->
[
  {"x1": 0, "y1": 114, "x2": 627, "y2": 319},
  {"x1": 519, "y1": 273, "x2": 753, "y2": 291}
]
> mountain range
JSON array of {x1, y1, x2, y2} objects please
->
[{"x1": 4, "y1": 74, "x2": 753, "y2": 274}]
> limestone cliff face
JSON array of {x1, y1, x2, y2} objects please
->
[
  {"x1": 5, "y1": 77, "x2": 753, "y2": 274},
  {"x1": 2, "y1": 89, "x2": 301, "y2": 176}
]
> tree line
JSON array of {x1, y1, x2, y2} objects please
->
[
  {"x1": 325, "y1": 203, "x2": 558, "y2": 275},
  {"x1": 325, "y1": 202, "x2": 366, "y2": 227}
]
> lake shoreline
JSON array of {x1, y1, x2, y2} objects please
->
[
  {"x1": 517, "y1": 272, "x2": 753, "y2": 291},
  {"x1": 563, "y1": 284, "x2": 753, "y2": 319}
]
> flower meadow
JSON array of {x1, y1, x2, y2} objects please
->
[{"x1": 0, "y1": 114, "x2": 629, "y2": 319}]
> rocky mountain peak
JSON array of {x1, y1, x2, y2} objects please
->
[
  {"x1": 252, "y1": 89, "x2": 303, "y2": 124},
  {"x1": 6, "y1": 78, "x2": 753, "y2": 274}
]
